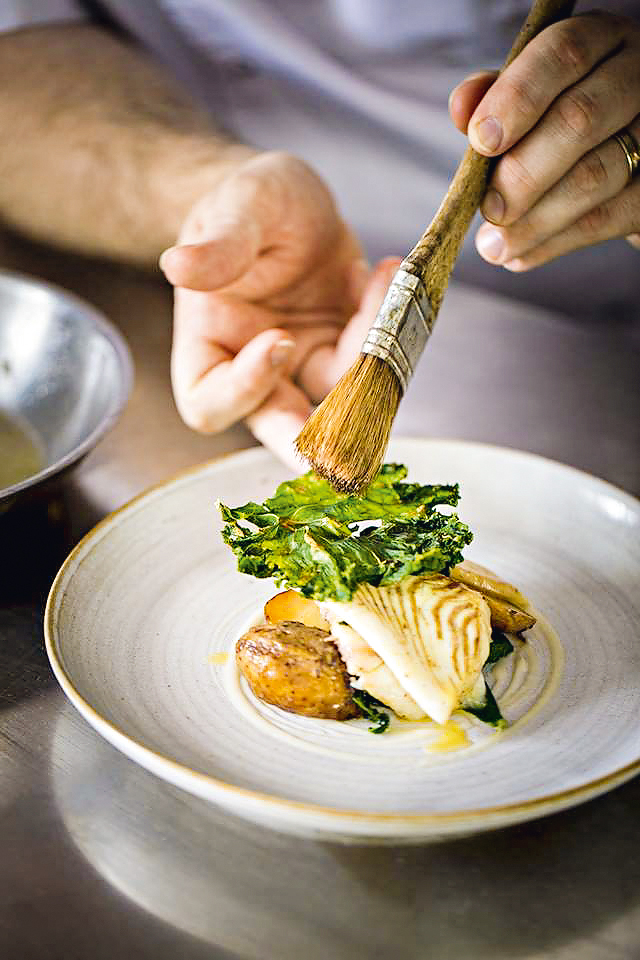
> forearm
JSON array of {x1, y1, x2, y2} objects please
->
[{"x1": 0, "y1": 24, "x2": 256, "y2": 264}]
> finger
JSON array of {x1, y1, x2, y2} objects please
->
[
  {"x1": 273, "y1": 320, "x2": 342, "y2": 384},
  {"x1": 246, "y1": 379, "x2": 313, "y2": 471},
  {"x1": 481, "y1": 44, "x2": 640, "y2": 226},
  {"x1": 171, "y1": 325, "x2": 295, "y2": 434},
  {"x1": 498, "y1": 176, "x2": 640, "y2": 271},
  {"x1": 468, "y1": 13, "x2": 629, "y2": 156},
  {"x1": 448, "y1": 72, "x2": 498, "y2": 134},
  {"x1": 476, "y1": 120, "x2": 640, "y2": 264},
  {"x1": 159, "y1": 217, "x2": 261, "y2": 291},
  {"x1": 174, "y1": 283, "x2": 347, "y2": 356},
  {"x1": 627, "y1": 233, "x2": 640, "y2": 249},
  {"x1": 346, "y1": 257, "x2": 371, "y2": 313},
  {"x1": 334, "y1": 256, "x2": 403, "y2": 375},
  {"x1": 298, "y1": 257, "x2": 402, "y2": 401}
]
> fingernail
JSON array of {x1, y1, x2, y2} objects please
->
[
  {"x1": 502, "y1": 258, "x2": 525, "y2": 272},
  {"x1": 158, "y1": 247, "x2": 177, "y2": 273},
  {"x1": 270, "y1": 339, "x2": 295, "y2": 368},
  {"x1": 482, "y1": 188, "x2": 505, "y2": 224},
  {"x1": 473, "y1": 116, "x2": 502, "y2": 152},
  {"x1": 476, "y1": 227, "x2": 505, "y2": 262}
]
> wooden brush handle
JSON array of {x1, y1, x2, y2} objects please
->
[{"x1": 403, "y1": 0, "x2": 576, "y2": 314}]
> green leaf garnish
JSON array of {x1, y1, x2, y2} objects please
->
[
  {"x1": 463, "y1": 682, "x2": 506, "y2": 729},
  {"x1": 218, "y1": 464, "x2": 473, "y2": 602},
  {"x1": 486, "y1": 630, "x2": 514, "y2": 664},
  {"x1": 351, "y1": 690, "x2": 390, "y2": 734}
]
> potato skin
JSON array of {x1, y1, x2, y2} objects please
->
[
  {"x1": 264, "y1": 590, "x2": 329, "y2": 631},
  {"x1": 236, "y1": 620, "x2": 360, "y2": 720},
  {"x1": 484, "y1": 595, "x2": 536, "y2": 633}
]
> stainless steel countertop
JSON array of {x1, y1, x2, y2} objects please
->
[{"x1": 1, "y1": 228, "x2": 639, "y2": 960}]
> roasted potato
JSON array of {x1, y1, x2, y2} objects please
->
[
  {"x1": 450, "y1": 560, "x2": 531, "y2": 611},
  {"x1": 483, "y1": 595, "x2": 536, "y2": 633},
  {"x1": 450, "y1": 560, "x2": 536, "y2": 632},
  {"x1": 264, "y1": 590, "x2": 329, "y2": 630},
  {"x1": 236, "y1": 620, "x2": 359, "y2": 720}
]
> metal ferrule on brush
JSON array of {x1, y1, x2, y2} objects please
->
[{"x1": 361, "y1": 268, "x2": 434, "y2": 394}]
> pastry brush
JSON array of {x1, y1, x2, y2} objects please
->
[{"x1": 296, "y1": 0, "x2": 575, "y2": 493}]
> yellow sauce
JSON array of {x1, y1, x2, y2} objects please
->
[
  {"x1": 384, "y1": 715, "x2": 430, "y2": 735},
  {"x1": 208, "y1": 652, "x2": 229, "y2": 665},
  {"x1": 0, "y1": 409, "x2": 44, "y2": 489},
  {"x1": 427, "y1": 720, "x2": 470, "y2": 753}
]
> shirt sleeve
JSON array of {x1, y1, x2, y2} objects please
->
[{"x1": 0, "y1": 0, "x2": 88, "y2": 34}]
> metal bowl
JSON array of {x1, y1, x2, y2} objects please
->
[{"x1": 0, "y1": 269, "x2": 133, "y2": 508}]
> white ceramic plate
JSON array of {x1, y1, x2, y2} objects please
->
[{"x1": 45, "y1": 440, "x2": 640, "y2": 842}]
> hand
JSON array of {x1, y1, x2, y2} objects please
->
[
  {"x1": 449, "y1": 11, "x2": 640, "y2": 271},
  {"x1": 160, "y1": 151, "x2": 398, "y2": 467}
]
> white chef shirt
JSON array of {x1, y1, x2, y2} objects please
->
[{"x1": 2, "y1": 0, "x2": 640, "y2": 319}]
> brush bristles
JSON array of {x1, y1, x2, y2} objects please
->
[{"x1": 295, "y1": 354, "x2": 402, "y2": 494}]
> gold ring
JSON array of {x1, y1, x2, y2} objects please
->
[{"x1": 613, "y1": 127, "x2": 640, "y2": 183}]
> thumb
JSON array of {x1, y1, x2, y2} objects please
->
[{"x1": 159, "y1": 216, "x2": 261, "y2": 291}]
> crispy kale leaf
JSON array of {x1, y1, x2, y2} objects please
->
[
  {"x1": 351, "y1": 691, "x2": 390, "y2": 734},
  {"x1": 486, "y1": 630, "x2": 514, "y2": 664},
  {"x1": 461, "y1": 633, "x2": 514, "y2": 730},
  {"x1": 465, "y1": 631, "x2": 514, "y2": 730},
  {"x1": 463, "y1": 683, "x2": 506, "y2": 729},
  {"x1": 218, "y1": 464, "x2": 473, "y2": 602}
]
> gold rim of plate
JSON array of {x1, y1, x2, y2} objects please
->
[{"x1": 44, "y1": 442, "x2": 640, "y2": 829}]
